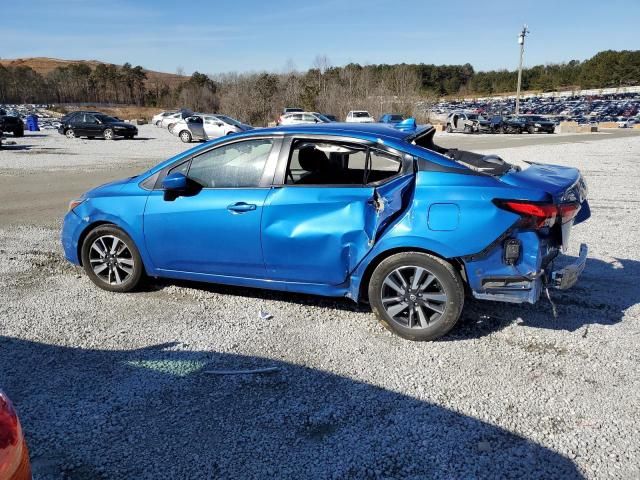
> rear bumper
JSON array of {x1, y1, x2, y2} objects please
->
[
  {"x1": 464, "y1": 231, "x2": 588, "y2": 304},
  {"x1": 551, "y1": 243, "x2": 587, "y2": 290}
]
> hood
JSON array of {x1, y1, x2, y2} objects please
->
[{"x1": 84, "y1": 177, "x2": 135, "y2": 198}]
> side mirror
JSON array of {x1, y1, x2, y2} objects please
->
[{"x1": 162, "y1": 172, "x2": 188, "y2": 191}]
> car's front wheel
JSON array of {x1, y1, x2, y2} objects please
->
[
  {"x1": 179, "y1": 130, "x2": 192, "y2": 143},
  {"x1": 81, "y1": 225, "x2": 143, "y2": 292},
  {"x1": 103, "y1": 128, "x2": 115, "y2": 140},
  {"x1": 446, "y1": 124, "x2": 452, "y2": 133},
  {"x1": 368, "y1": 252, "x2": 464, "y2": 341},
  {"x1": 65, "y1": 128, "x2": 76, "y2": 139}
]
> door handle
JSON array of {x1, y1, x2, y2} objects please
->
[{"x1": 227, "y1": 202, "x2": 257, "y2": 213}]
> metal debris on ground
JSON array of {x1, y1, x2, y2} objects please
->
[{"x1": 203, "y1": 367, "x2": 281, "y2": 375}]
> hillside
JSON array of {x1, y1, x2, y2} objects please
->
[{"x1": 0, "y1": 57, "x2": 188, "y2": 89}]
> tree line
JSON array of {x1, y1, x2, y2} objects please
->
[{"x1": 0, "y1": 49, "x2": 638, "y2": 125}]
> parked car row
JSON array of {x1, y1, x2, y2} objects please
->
[
  {"x1": 428, "y1": 92, "x2": 640, "y2": 126},
  {"x1": 276, "y1": 108, "x2": 406, "y2": 126},
  {"x1": 446, "y1": 111, "x2": 556, "y2": 134}
]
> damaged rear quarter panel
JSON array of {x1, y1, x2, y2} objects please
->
[{"x1": 348, "y1": 170, "x2": 547, "y2": 298}]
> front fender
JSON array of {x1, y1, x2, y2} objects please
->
[{"x1": 67, "y1": 196, "x2": 155, "y2": 273}]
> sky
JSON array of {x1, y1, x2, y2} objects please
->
[{"x1": 4, "y1": 0, "x2": 639, "y2": 75}]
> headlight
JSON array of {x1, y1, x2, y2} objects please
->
[
  {"x1": 534, "y1": 123, "x2": 541, "y2": 127},
  {"x1": 68, "y1": 199, "x2": 85, "y2": 212}
]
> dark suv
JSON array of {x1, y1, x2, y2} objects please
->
[
  {"x1": 0, "y1": 109, "x2": 25, "y2": 137},
  {"x1": 58, "y1": 111, "x2": 138, "y2": 140}
]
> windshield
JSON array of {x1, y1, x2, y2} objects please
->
[
  {"x1": 215, "y1": 115, "x2": 242, "y2": 126},
  {"x1": 353, "y1": 112, "x2": 370, "y2": 118},
  {"x1": 95, "y1": 114, "x2": 119, "y2": 123},
  {"x1": 466, "y1": 114, "x2": 478, "y2": 120},
  {"x1": 314, "y1": 113, "x2": 332, "y2": 123},
  {"x1": 527, "y1": 115, "x2": 545, "y2": 121}
]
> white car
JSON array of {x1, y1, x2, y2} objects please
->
[
  {"x1": 171, "y1": 114, "x2": 253, "y2": 143},
  {"x1": 151, "y1": 110, "x2": 176, "y2": 127},
  {"x1": 277, "y1": 111, "x2": 331, "y2": 126},
  {"x1": 617, "y1": 118, "x2": 636, "y2": 128},
  {"x1": 345, "y1": 110, "x2": 374, "y2": 123},
  {"x1": 160, "y1": 111, "x2": 193, "y2": 130}
]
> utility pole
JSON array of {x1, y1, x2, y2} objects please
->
[{"x1": 515, "y1": 25, "x2": 529, "y2": 115}]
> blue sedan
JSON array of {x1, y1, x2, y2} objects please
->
[{"x1": 61, "y1": 120, "x2": 590, "y2": 341}]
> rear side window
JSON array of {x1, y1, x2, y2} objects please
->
[{"x1": 285, "y1": 140, "x2": 401, "y2": 186}]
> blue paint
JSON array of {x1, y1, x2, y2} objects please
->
[{"x1": 61, "y1": 123, "x2": 591, "y2": 305}]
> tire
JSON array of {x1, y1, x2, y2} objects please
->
[
  {"x1": 167, "y1": 123, "x2": 175, "y2": 131},
  {"x1": 13, "y1": 127, "x2": 24, "y2": 138},
  {"x1": 368, "y1": 252, "x2": 464, "y2": 341},
  {"x1": 81, "y1": 225, "x2": 143, "y2": 293},
  {"x1": 446, "y1": 124, "x2": 452, "y2": 133},
  {"x1": 103, "y1": 128, "x2": 114, "y2": 140},
  {"x1": 527, "y1": 126, "x2": 535, "y2": 134},
  {"x1": 65, "y1": 128, "x2": 76, "y2": 139},
  {"x1": 155, "y1": 120, "x2": 161, "y2": 126},
  {"x1": 463, "y1": 125, "x2": 472, "y2": 134},
  {"x1": 179, "y1": 130, "x2": 192, "y2": 143}
]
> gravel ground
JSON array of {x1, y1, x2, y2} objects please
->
[{"x1": 0, "y1": 128, "x2": 639, "y2": 479}]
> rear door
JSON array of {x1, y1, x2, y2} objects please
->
[{"x1": 261, "y1": 137, "x2": 413, "y2": 285}]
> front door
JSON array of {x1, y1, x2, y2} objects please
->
[
  {"x1": 203, "y1": 117, "x2": 225, "y2": 139},
  {"x1": 143, "y1": 137, "x2": 278, "y2": 277}
]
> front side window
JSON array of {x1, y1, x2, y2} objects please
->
[{"x1": 185, "y1": 139, "x2": 273, "y2": 188}]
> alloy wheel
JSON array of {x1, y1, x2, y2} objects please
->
[
  {"x1": 88, "y1": 235, "x2": 135, "y2": 285},
  {"x1": 104, "y1": 129, "x2": 114, "y2": 140},
  {"x1": 380, "y1": 265, "x2": 448, "y2": 329},
  {"x1": 65, "y1": 129, "x2": 75, "y2": 138}
]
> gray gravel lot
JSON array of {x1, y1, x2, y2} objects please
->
[{"x1": 0, "y1": 126, "x2": 639, "y2": 479}]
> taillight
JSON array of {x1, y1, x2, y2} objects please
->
[
  {"x1": 558, "y1": 202, "x2": 580, "y2": 224},
  {"x1": 495, "y1": 200, "x2": 581, "y2": 229},
  {"x1": 0, "y1": 392, "x2": 31, "y2": 480},
  {"x1": 496, "y1": 200, "x2": 557, "y2": 228}
]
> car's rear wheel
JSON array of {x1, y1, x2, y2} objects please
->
[
  {"x1": 13, "y1": 127, "x2": 24, "y2": 137},
  {"x1": 81, "y1": 225, "x2": 143, "y2": 293},
  {"x1": 65, "y1": 128, "x2": 76, "y2": 139},
  {"x1": 168, "y1": 123, "x2": 175, "y2": 132},
  {"x1": 103, "y1": 128, "x2": 115, "y2": 140},
  {"x1": 527, "y1": 126, "x2": 535, "y2": 134},
  {"x1": 155, "y1": 120, "x2": 161, "y2": 126},
  {"x1": 368, "y1": 252, "x2": 464, "y2": 341},
  {"x1": 446, "y1": 124, "x2": 452, "y2": 133},
  {"x1": 179, "y1": 130, "x2": 192, "y2": 143}
]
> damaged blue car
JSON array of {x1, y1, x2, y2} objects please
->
[{"x1": 61, "y1": 120, "x2": 590, "y2": 341}]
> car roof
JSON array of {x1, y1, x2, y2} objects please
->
[{"x1": 241, "y1": 122, "x2": 432, "y2": 142}]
